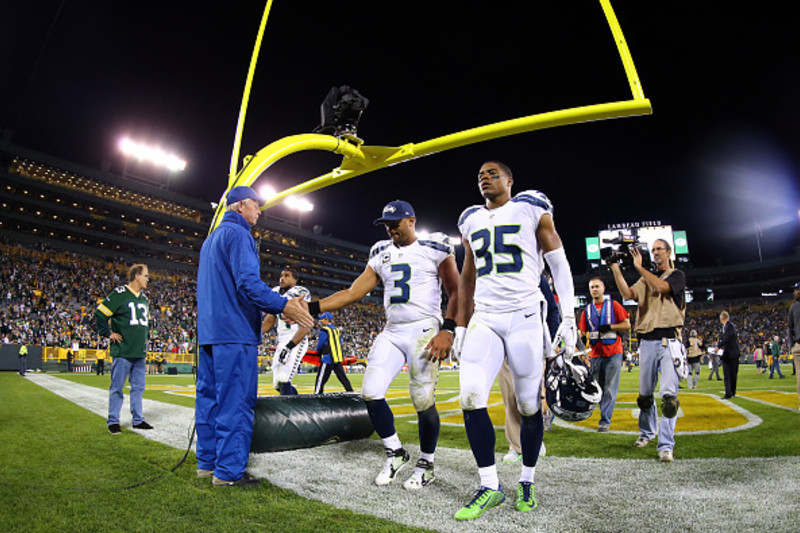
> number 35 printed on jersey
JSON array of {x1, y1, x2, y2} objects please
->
[{"x1": 471, "y1": 225, "x2": 523, "y2": 277}]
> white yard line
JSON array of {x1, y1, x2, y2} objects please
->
[{"x1": 27, "y1": 374, "x2": 800, "y2": 533}]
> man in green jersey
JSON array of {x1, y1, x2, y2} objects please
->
[{"x1": 95, "y1": 264, "x2": 153, "y2": 435}]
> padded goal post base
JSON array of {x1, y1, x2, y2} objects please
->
[{"x1": 251, "y1": 392, "x2": 374, "y2": 453}]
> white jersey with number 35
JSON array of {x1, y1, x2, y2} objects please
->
[
  {"x1": 367, "y1": 233, "x2": 454, "y2": 325},
  {"x1": 458, "y1": 190, "x2": 552, "y2": 313}
]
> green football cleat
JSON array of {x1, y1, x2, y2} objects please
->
[
  {"x1": 515, "y1": 481, "x2": 538, "y2": 512},
  {"x1": 454, "y1": 485, "x2": 505, "y2": 520}
]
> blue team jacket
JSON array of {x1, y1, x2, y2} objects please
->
[{"x1": 197, "y1": 211, "x2": 287, "y2": 345}]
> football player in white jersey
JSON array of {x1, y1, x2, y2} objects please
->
[
  {"x1": 262, "y1": 267, "x2": 312, "y2": 395},
  {"x1": 307, "y1": 200, "x2": 460, "y2": 490},
  {"x1": 452, "y1": 161, "x2": 577, "y2": 520}
]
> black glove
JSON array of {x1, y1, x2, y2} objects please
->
[
  {"x1": 598, "y1": 324, "x2": 612, "y2": 334},
  {"x1": 277, "y1": 340, "x2": 297, "y2": 364},
  {"x1": 277, "y1": 347, "x2": 290, "y2": 364}
]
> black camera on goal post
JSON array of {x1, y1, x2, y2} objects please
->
[
  {"x1": 313, "y1": 85, "x2": 369, "y2": 139},
  {"x1": 600, "y1": 232, "x2": 651, "y2": 269}
]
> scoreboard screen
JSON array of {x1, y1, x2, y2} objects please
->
[{"x1": 585, "y1": 224, "x2": 689, "y2": 266}]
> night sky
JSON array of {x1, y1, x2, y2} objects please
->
[{"x1": 2, "y1": 2, "x2": 799, "y2": 268}]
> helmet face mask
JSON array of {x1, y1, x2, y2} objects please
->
[{"x1": 545, "y1": 355, "x2": 602, "y2": 422}]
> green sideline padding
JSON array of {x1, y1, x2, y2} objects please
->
[{"x1": 251, "y1": 393, "x2": 374, "y2": 453}]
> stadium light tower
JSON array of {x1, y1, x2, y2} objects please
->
[
  {"x1": 118, "y1": 137, "x2": 187, "y2": 188},
  {"x1": 285, "y1": 196, "x2": 313, "y2": 228}
]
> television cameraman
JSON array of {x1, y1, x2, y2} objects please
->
[{"x1": 609, "y1": 238, "x2": 686, "y2": 462}]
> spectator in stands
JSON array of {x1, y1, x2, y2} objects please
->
[
  {"x1": 195, "y1": 186, "x2": 313, "y2": 488},
  {"x1": 95, "y1": 263, "x2": 153, "y2": 435},
  {"x1": 769, "y1": 335, "x2": 785, "y2": 379},
  {"x1": 718, "y1": 311, "x2": 741, "y2": 399}
]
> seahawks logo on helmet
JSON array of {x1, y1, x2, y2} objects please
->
[{"x1": 545, "y1": 354, "x2": 602, "y2": 422}]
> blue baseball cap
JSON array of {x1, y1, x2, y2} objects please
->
[
  {"x1": 318, "y1": 312, "x2": 333, "y2": 320},
  {"x1": 373, "y1": 200, "x2": 415, "y2": 225},
  {"x1": 226, "y1": 186, "x2": 266, "y2": 207},
  {"x1": 793, "y1": 281, "x2": 800, "y2": 290}
]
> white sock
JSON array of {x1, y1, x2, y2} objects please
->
[
  {"x1": 520, "y1": 465, "x2": 536, "y2": 484},
  {"x1": 478, "y1": 465, "x2": 499, "y2": 490},
  {"x1": 382, "y1": 433, "x2": 402, "y2": 451},
  {"x1": 413, "y1": 452, "x2": 434, "y2": 476}
]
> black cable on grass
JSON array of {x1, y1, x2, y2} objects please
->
[
  {"x1": 0, "y1": 419, "x2": 198, "y2": 493},
  {"x1": 122, "y1": 420, "x2": 196, "y2": 490},
  {"x1": 4, "y1": 346, "x2": 205, "y2": 491},
  {"x1": 123, "y1": 350, "x2": 200, "y2": 490}
]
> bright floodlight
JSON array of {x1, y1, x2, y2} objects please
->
[
  {"x1": 285, "y1": 196, "x2": 313, "y2": 212},
  {"x1": 119, "y1": 137, "x2": 187, "y2": 172},
  {"x1": 416, "y1": 229, "x2": 462, "y2": 245},
  {"x1": 259, "y1": 185, "x2": 277, "y2": 201}
]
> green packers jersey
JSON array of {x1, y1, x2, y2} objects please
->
[{"x1": 95, "y1": 285, "x2": 149, "y2": 359}]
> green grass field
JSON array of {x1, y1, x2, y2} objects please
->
[{"x1": 2, "y1": 365, "x2": 797, "y2": 532}]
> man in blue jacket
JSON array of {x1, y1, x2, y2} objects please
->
[{"x1": 196, "y1": 186, "x2": 314, "y2": 487}]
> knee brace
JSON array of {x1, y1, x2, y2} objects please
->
[
  {"x1": 661, "y1": 395, "x2": 680, "y2": 419},
  {"x1": 637, "y1": 394, "x2": 654, "y2": 411}
]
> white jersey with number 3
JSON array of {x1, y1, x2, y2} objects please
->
[
  {"x1": 458, "y1": 189, "x2": 552, "y2": 313},
  {"x1": 272, "y1": 285, "x2": 310, "y2": 344},
  {"x1": 367, "y1": 233, "x2": 454, "y2": 325}
]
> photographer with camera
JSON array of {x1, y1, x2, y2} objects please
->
[
  {"x1": 578, "y1": 277, "x2": 630, "y2": 432},
  {"x1": 609, "y1": 239, "x2": 686, "y2": 463}
]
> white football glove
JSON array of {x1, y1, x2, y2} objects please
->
[
  {"x1": 564, "y1": 354, "x2": 590, "y2": 385},
  {"x1": 452, "y1": 326, "x2": 467, "y2": 361},
  {"x1": 553, "y1": 316, "x2": 578, "y2": 357}
]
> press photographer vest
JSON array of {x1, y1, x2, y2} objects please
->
[
  {"x1": 631, "y1": 268, "x2": 685, "y2": 337},
  {"x1": 585, "y1": 300, "x2": 617, "y2": 345},
  {"x1": 687, "y1": 337, "x2": 703, "y2": 358}
]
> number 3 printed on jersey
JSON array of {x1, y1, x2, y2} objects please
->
[
  {"x1": 471, "y1": 225, "x2": 523, "y2": 277},
  {"x1": 127, "y1": 302, "x2": 149, "y2": 326},
  {"x1": 389, "y1": 263, "x2": 411, "y2": 304}
]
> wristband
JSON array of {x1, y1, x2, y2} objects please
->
[
  {"x1": 308, "y1": 300, "x2": 321, "y2": 316},
  {"x1": 286, "y1": 340, "x2": 297, "y2": 350},
  {"x1": 441, "y1": 318, "x2": 457, "y2": 334}
]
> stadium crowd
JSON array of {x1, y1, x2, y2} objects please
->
[
  {"x1": 0, "y1": 241, "x2": 384, "y2": 361},
  {"x1": 683, "y1": 302, "x2": 794, "y2": 361},
  {"x1": 1, "y1": 240, "x2": 794, "y2": 363}
]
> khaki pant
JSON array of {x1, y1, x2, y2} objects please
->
[{"x1": 498, "y1": 361, "x2": 521, "y2": 453}]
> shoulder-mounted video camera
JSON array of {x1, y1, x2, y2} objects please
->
[{"x1": 600, "y1": 232, "x2": 651, "y2": 269}]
